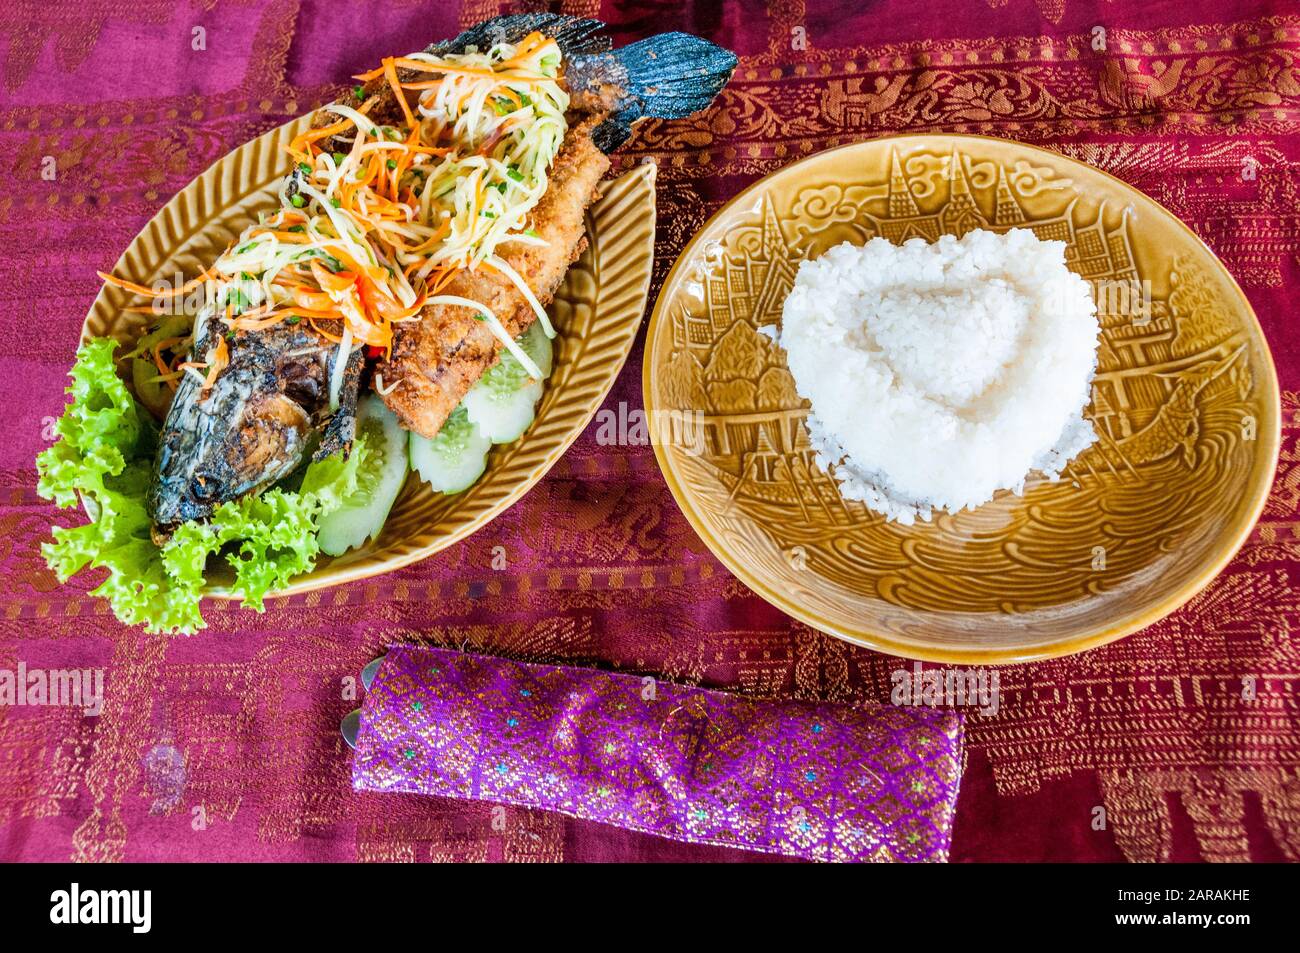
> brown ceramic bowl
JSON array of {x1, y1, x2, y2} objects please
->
[{"x1": 644, "y1": 134, "x2": 1280, "y2": 663}]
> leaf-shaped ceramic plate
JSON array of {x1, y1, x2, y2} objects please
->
[
  {"x1": 83, "y1": 114, "x2": 656, "y2": 597},
  {"x1": 644, "y1": 134, "x2": 1279, "y2": 664}
]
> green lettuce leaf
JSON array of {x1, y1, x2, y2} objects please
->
[
  {"x1": 37, "y1": 339, "x2": 204, "y2": 633},
  {"x1": 163, "y1": 441, "x2": 367, "y2": 612},
  {"x1": 36, "y1": 337, "x2": 368, "y2": 633},
  {"x1": 37, "y1": 337, "x2": 139, "y2": 508}
]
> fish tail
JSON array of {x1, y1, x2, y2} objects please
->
[{"x1": 592, "y1": 33, "x2": 737, "y2": 150}]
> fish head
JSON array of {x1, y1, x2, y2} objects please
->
[
  {"x1": 149, "y1": 386, "x2": 314, "y2": 527},
  {"x1": 147, "y1": 325, "x2": 350, "y2": 529}
]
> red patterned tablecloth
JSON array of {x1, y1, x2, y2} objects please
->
[{"x1": 0, "y1": 0, "x2": 1297, "y2": 862}]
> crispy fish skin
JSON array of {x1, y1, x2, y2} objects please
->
[
  {"x1": 148, "y1": 319, "x2": 362, "y2": 530},
  {"x1": 376, "y1": 116, "x2": 610, "y2": 438}
]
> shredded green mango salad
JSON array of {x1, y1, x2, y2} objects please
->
[{"x1": 36, "y1": 338, "x2": 366, "y2": 634}]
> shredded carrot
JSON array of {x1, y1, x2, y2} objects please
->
[
  {"x1": 429, "y1": 267, "x2": 460, "y2": 295},
  {"x1": 499, "y1": 32, "x2": 547, "y2": 65},
  {"x1": 201, "y1": 335, "x2": 229, "y2": 392},
  {"x1": 247, "y1": 228, "x2": 313, "y2": 244},
  {"x1": 288, "y1": 119, "x2": 352, "y2": 157},
  {"x1": 382, "y1": 56, "x2": 418, "y2": 133},
  {"x1": 230, "y1": 310, "x2": 304, "y2": 331},
  {"x1": 310, "y1": 259, "x2": 358, "y2": 294},
  {"x1": 151, "y1": 345, "x2": 172, "y2": 379},
  {"x1": 357, "y1": 58, "x2": 495, "y2": 81},
  {"x1": 292, "y1": 285, "x2": 336, "y2": 312},
  {"x1": 99, "y1": 265, "x2": 217, "y2": 299},
  {"x1": 411, "y1": 219, "x2": 451, "y2": 253}
]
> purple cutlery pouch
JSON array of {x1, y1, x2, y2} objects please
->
[{"x1": 351, "y1": 645, "x2": 964, "y2": 862}]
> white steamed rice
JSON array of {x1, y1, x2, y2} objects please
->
[{"x1": 773, "y1": 228, "x2": 1100, "y2": 524}]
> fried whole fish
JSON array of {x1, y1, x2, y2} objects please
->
[
  {"x1": 363, "y1": 14, "x2": 737, "y2": 437},
  {"x1": 146, "y1": 14, "x2": 734, "y2": 528}
]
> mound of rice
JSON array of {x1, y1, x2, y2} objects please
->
[{"x1": 773, "y1": 228, "x2": 1100, "y2": 524}]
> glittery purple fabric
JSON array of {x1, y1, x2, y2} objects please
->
[{"x1": 351, "y1": 646, "x2": 964, "y2": 862}]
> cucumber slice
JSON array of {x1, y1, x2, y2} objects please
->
[
  {"x1": 410, "y1": 405, "x2": 491, "y2": 494},
  {"x1": 318, "y1": 394, "x2": 408, "y2": 556},
  {"x1": 463, "y1": 322, "x2": 554, "y2": 444},
  {"x1": 481, "y1": 320, "x2": 554, "y2": 389},
  {"x1": 463, "y1": 378, "x2": 543, "y2": 444},
  {"x1": 520, "y1": 319, "x2": 554, "y2": 378}
]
